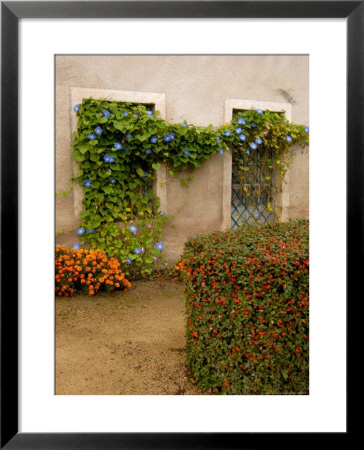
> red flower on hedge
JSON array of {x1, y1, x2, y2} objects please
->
[{"x1": 181, "y1": 220, "x2": 309, "y2": 395}]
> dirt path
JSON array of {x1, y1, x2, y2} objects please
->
[{"x1": 56, "y1": 280, "x2": 205, "y2": 395}]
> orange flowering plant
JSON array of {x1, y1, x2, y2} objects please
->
[
  {"x1": 55, "y1": 245, "x2": 131, "y2": 297},
  {"x1": 179, "y1": 220, "x2": 309, "y2": 395}
]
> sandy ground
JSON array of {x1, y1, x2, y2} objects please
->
[{"x1": 56, "y1": 280, "x2": 205, "y2": 395}]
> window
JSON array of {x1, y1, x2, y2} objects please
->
[
  {"x1": 69, "y1": 87, "x2": 166, "y2": 220},
  {"x1": 222, "y1": 99, "x2": 292, "y2": 229}
]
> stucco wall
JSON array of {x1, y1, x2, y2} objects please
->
[{"x1": 56, "y1": 55, "x2": 309, "y2": 263}]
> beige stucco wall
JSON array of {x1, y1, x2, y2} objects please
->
[{"x1": 56, "y1": 55, "x2": 309, "y2": 263}]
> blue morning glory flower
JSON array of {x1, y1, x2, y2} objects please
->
[
  {"x1": 235, "y1": 127, "x2": 242, "y2": 134},
  {"x1": 246, "y1": 149, "x2": 250, "y2": 155},
  {"x1": 126, "y1": 257, "x2": 132, "y2": 264},
  {"x1": 256, "y1": 109, "x2": 264, "y2": 114},
  {"x1": 237, "y1": 118, "x2": 246, "y2": 125},
  {"x1": 73, "y1": 104, "x2": 80, "y2": 112},
  {"x1": 143, "y1": 171, "x2": 147, "y2": 178},
  {"x1": 129, "y1": 225, "x2": 137, "y2": 234},
  {"x1": 184, "y1": 149, "x2": 190, "y2": 156},
  {"x1": 250, "y1": 121, "x2": 257, "y2": 128},
  {"x1": 254, "y1": 211, "x2": 259, "y2": 218},
  {"x1": 88, "y1": 133, "x2": 96, "y2": 140},
  {"x1": 83, "y1": 179, "x2": 91, "y2": 188},
  {"x1": 103, "y1": 154, "x2": 114, "y2": 163},
  {"x1": 110, "y1": 179, "x2": 116, "y2": 184},
  {"x1": 239, "y1": 134, "x2": 246, "y2": 141},
  {"x1": 145, "y1": 149, "x2": 152, "y2": 155},
  {"x1": 224, "y1": 130, "x2": 231, "y2": 137},
  {"x1": 160, "y1": 211, "x2": 165, "y2": 217},
  {"x1": 181, "y1": 122, "x2": 187, "y2": 127},
  {"x1": 134, "y1": 248, "x2": 142, "y2": 255},
  {"x1": 146, "y1": 110, "x2": 153, "y2": 116},
  {"x1": 126, "y1": 134, "x2": 132, "y2": 140},
  {"x1": 125, "y1": 147, "x2": 130, "y2": 152},
  {"x1": 114, "y1": 142, "x2": 122, "y2": 150},
  {"x1": 95, "y1": 126, "x2": 102, "y2": 135},
  {"x1": 77, "y1": 227, "x2": 85, "y2": 236},
  {"x1": 72, "y1": 243, "x2": 80, "y2": 250},
  {"x1": 86, "y1": 229, "x2": 95, "y2": 234},
  {"x1": 256, "y1": 137, "x2": 263, "y2": 145},
  {"x1": 156, "y1": 242, "x2": 164, "y2": 251},
  {"x1": 103, "y1": 109, "x2": 110, "y2": 118},
  {"x1": 134, "y1": 113, "x2": 140, "y2": 118},
  {"x1": 150, "y1": 136, "x2": 158, "y2": 144},
  {"x1": 219, "y1": 148, "x2": 224, "y2": 155},
  {"x1": 217, "y1": 135, "x2": 221, "y2": 144},
  {"x1": 123, "y1": 111, "x2": 128, "y2": 117},
  {"x1": 163, "y1": 134, "x2": 171, "y2": 143},
  {"x1": 250, "y1": 142, "x2": 258, "y2": 150},
  {"x1": 55, "y1": 243, "x2": 60, "y2": 247},
  {"x1": 286, "y1": 135, "x2": 293, "y2": 143},
  {"x1": 169, "y1": 133, "x2": 175, "y2": 140},
  {"x1": 305, "y1": 126, "x2": 309, "y2": 133}
]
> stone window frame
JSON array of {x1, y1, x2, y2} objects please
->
[
  {"x1": 222, "y1": 98, "x2": 292, "y2": 230},
  {"x1": 69, "y1": 87, "x2": 167, "y2": 221}
]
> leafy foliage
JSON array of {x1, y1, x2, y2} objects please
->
[
  {"x1": 178, "y1": 220, "x2": 309, "y2": 394},
  {"x1": 80, "y1": 216, "x2": 169, "y2": 279},
  {"x1": 70, "y1": 98, "x2": 309, "y2": 277}
]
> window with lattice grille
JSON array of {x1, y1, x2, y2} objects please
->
[{"x1": 231, "y1": 109, "x2": 275, "y2": 228}]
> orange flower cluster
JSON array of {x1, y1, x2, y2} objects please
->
[
  {"x1": 174, "y1": 260, "x2": 186, "y2": 272},
  {"x1": 55, "y1": 245, "x2": 131, "y2": 297}
]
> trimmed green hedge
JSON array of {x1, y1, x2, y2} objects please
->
[{"x1": 180, "y1": 220, "x2": 309, "y2": 394}]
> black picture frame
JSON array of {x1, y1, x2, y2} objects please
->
[{"x1": 1, "y1": 1, "x2": 358, "y2": 448}]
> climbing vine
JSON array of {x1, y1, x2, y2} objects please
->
[{"x1": 70, "y1": 98, "x2": 309, "y2": 277}]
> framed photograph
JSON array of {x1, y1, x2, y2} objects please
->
[{"x1": 1, "y1": 1, "x2": 357, "y2": 448}]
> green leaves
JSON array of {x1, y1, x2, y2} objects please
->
[
  {"x1": 89, "y1": 152, "x2": 100, "y2": 162},
  {"x1": 75, "y1": 143, "x2": 90, "y2": 155},
  {"x1": 86, "y1": 216, "x2": 102, "y2": 229},
  {"x1": 152, "y1": 162, "x2": 161, "y2": 171},
  {"x1": 113, "y1": 120, "x2": 126, "y2": 132},
  {"x1": 72, "y1": 149, "x2": 86, "y2": 163},
  {"x1": 136, "y1": 167, "x2": 144, "y2": 177},
  {"x1": 80, "y1": 216, "x2": 170, "y2": 280}
]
